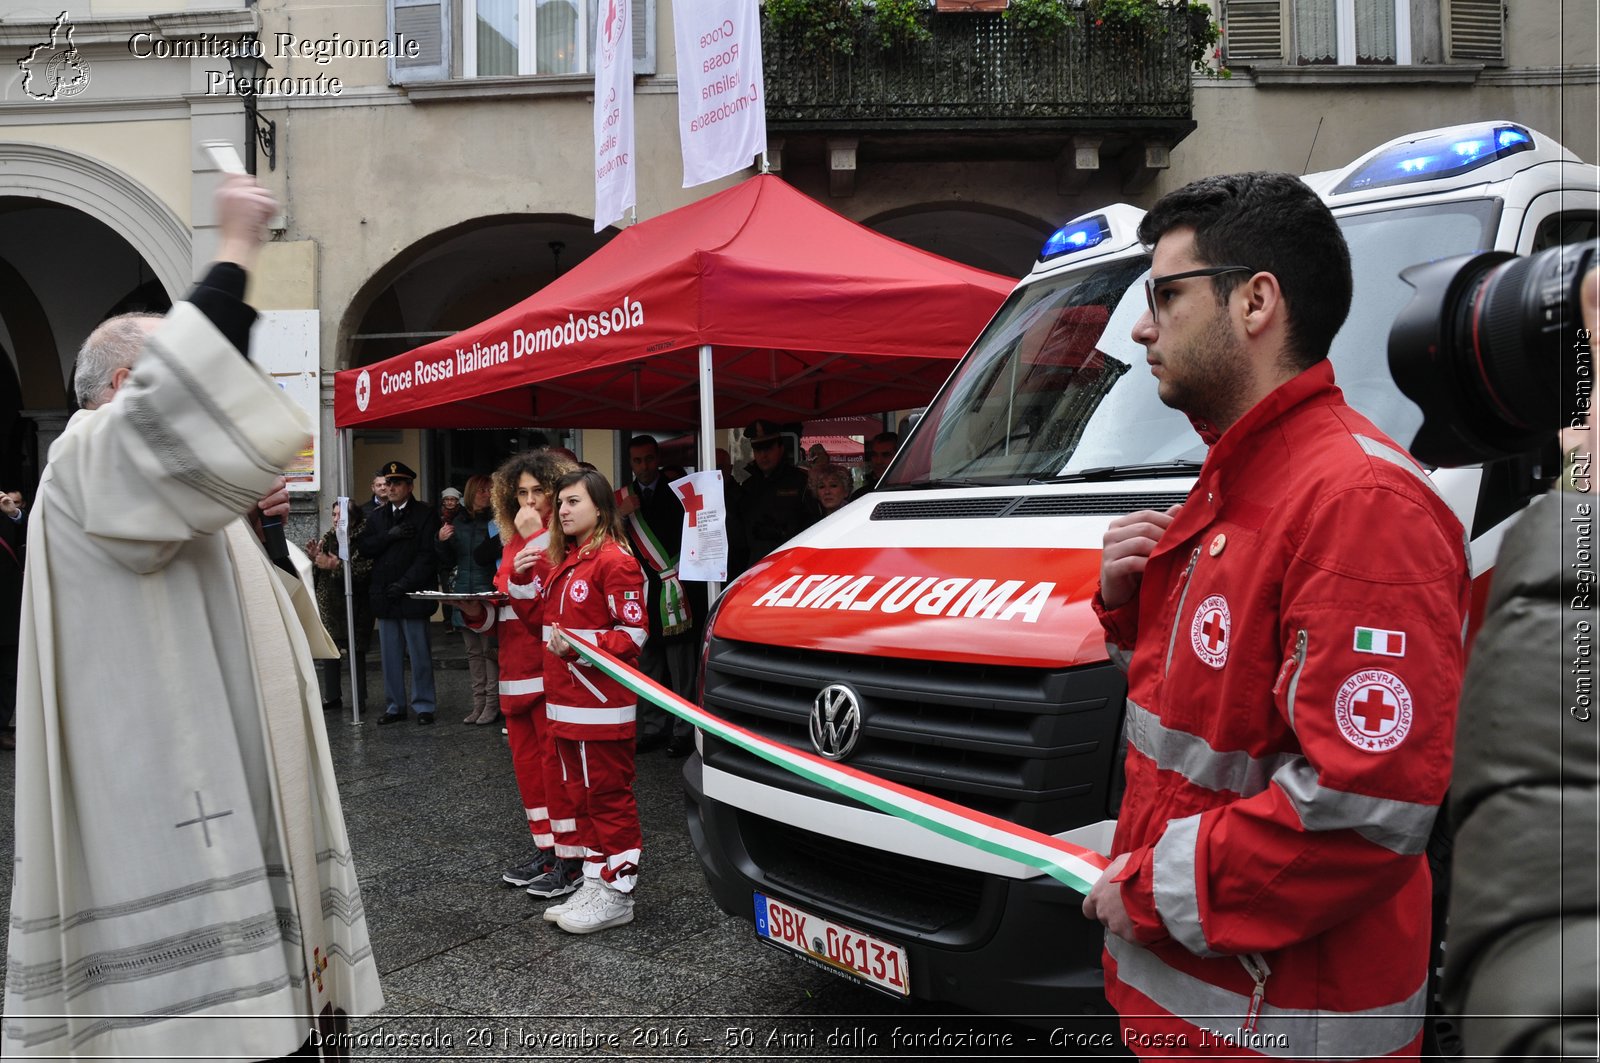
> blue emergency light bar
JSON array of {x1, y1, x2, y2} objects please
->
[
  {"x1": 1331, "y1": 124, "x2": 1535, "y2": 195},
  {"x1": 1041, "y1": 214, "x2": 1111, "y2": 259}
]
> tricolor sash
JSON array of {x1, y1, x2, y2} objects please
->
[{"x1": 618, "y1": 485, "x2": 692, "y2": 636}]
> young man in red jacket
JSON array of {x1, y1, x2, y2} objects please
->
[{"x1": 1082, "y1": 172, "x2": 1469, "y2": 1060}]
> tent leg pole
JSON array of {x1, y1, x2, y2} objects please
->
[
  {"x1": 698, "y1": 343, "x2": 721, "y2": 602},
  {"x1": 339, "y1": 428, "x2": 362, "y2": 726}
]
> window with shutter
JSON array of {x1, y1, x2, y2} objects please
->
[
  {"x1": 390, "y1": 0, "x2": 453, "y2": 82},
  {"x1": 632, "y1": 0, "x2": 654, "y2": 76},
  {"x1": 458, "y1": 0, "x2": 652, "y2": 77},
  {"x1": 1223, "y1": 0, "x2": 1285, "y2": 66},
  {"x1": 1444, "y1": 0, "x2": 1504, "y2": 63},
  {"x1": 1289, "y1": 0, "x2": 1411, "y2": 65}
]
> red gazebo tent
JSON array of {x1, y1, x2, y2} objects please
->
[{"x1": 333, "y1": 174, "x2": 1013, "y2": 436}]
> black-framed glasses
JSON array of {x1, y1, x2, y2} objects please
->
[{"x1": 1144, "y1": 266, "x2": 1254, "y2": 320}]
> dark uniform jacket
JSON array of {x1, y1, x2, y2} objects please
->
[
  {"x1": 736, "y1": 461, "x2": 818, "y2": 572},
  {"x1": 355, "y1": 498, "x2": 439, "y2": 619}
]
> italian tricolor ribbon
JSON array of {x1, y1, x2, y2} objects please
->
[
  {"x1": 617, "y1": 486, "x2": 692, "y2": 637},
  {"x1": 558, "y1": 627, "x2": 1110, "y2": 895}
]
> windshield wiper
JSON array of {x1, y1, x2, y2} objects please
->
[
  {"x1": 1031, "y1": 460, "x2": 1204, "y2": 485},
  {"x1": 883, "y1": 477, "x2": 1009, "y2": 491}
]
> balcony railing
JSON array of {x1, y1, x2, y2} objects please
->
[{"x1": 762, "y1": 6, "x2": 1194, "y2": 128}]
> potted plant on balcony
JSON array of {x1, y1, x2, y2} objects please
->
[{"x1": 765, "y1": 0, "x2": 931, "y2": 55}]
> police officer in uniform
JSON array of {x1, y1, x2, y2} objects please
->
[
  {"x1": 732, "y1": 420, "x2": 818, "y2": 577},
  {"x1": 355, "y1": 461, "x2": 440, "y2": 725}
]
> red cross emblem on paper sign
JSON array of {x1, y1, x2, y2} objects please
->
[
  {"x1": 1188, "y1": 594, "x2": 1230, "y2": 669},
  {"x1": 1334, "y1": 669, "x2": 1414, "y2": 752},
  {"x1": 678, "y1": 482, "x2": 706, "y2": 528}
]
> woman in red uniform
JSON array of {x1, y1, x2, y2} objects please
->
[
  {"x1": 457, "y1": 450, "x2": 577, "y2": 894},
  {"x1": 540, "y1": 469, "x2": 648, "y2": 934}
]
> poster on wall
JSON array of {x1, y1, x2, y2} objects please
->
[{"x1": 254, "y1": 309, "x2": 321, "y2": 492}]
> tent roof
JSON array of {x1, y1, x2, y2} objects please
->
[{"x1": 334, "y1": 174, "x2": 1012, "y2": 431}]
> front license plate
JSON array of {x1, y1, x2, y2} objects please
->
[{"x1": 754, "y1": 892, "x2": 910, "y2": 997}]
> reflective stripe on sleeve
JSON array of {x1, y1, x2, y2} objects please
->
[
  {"x1": 546, "y1": 702, "x2": 637, "y2": 725},
  {"x1": 1124, "y1": 700, "x2": 1295, "y2": 798},
  {"x1": 508, "y1": 579, "x2": 541, "y2": 600},
  {"x1": 1353, "y1": 435, "x2": 1441, "y2": 500},
  {"x1": 1272, "y1": 758, "x2": 1438, "y2": 856},
  {"x1": 622, "y1": 626, "x2": 646, "y2": 649},
  {"x1": 1107, "y1": 643, "x2": 1133, "y2": 673},
  {"x1": 1152, "y1": 813, "x2": 1219, "y2": 958},
  {"x1": 498, "y1": 605, "x2": 517, "y2": 621},
  {"x1": 1106, "y1": 935, "x2": 1426, "y2": 1060},
  {"x1": 498, "y1": 677, "x2": 544, "y2": 696}
]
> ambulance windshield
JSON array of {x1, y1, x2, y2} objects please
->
[{"x1": 885, "y1": 198, "x2": 1500, "y2": 487}]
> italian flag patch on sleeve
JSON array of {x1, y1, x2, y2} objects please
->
[{"x1": 1353, "y1": 627, "x2": 1406, "y2": 657}]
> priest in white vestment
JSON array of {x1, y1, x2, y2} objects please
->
[{"x1": 3, "y1": 177, "x2": 383, "y2": 1059}]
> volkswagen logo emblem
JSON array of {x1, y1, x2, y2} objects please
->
[{"x1": 810, "y1": 684, "x2": 862, "y2": 760}]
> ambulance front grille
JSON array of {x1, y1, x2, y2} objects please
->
[{"x1": 699, "y1": 637, "x2": 1126, "y2": 831}]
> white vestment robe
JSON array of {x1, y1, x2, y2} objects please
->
[{"x1": 3, "y1": 303, "x2": 383, "y2": 1058}]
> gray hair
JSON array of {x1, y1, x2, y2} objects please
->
[{"x1": 74, "y1": 313, "x2": 161, "y2": 409}]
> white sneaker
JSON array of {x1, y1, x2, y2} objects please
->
[
  {"x1": 555, "y1": 883, "x2": 634, "y2": 934},
  {"x1": 543, "y1": 877, "x2": 599, "y2": 923}
]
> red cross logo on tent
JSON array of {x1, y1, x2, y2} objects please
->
[
  {"x1": 355, "y1": 369, "x2": 371, "y2": 412},
  {"x1": 1188, "y1": 594, "x2": 1231, "y2": 669},
  {"x1": 678, "y1": 482, "x2": 706, "y2": 528},
  {"x1": 1334, "y1": 669, "x2": 1414, "y2": 752}
]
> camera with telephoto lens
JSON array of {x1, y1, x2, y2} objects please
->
[{"x1": 1388, "y1": 238, "x2": 1597, "y2": 468}]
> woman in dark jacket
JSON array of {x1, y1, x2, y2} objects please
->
[
  {"x1": 309, "y1": 499, "x2": 374, "y2": 713},
  {"x1": 437, "y1": 474, "x2": 501, "y2": 724}
]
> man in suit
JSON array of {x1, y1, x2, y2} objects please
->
[
  {"x1": 616, "y1": 435, "x2": 704, "y2": 755},
  {"x1": 361, "y1": 474, "x2": 388, "y2": 516},
  {"x1": 355, "y1": 461, "x2": 440, "y2": 725}
]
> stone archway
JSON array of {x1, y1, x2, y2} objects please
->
[
  {"x1": 861, "y1": 203, "x2": 1053, "y2": 279},
  {"x1": 0, "y1": 141, "x2": 189, "y2": 301}
]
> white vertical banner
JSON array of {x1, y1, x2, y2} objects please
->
[
  {"x1": 674, "y1": 0, "x2": 766, "y2": 188},
  {"x1": 594, "y1": 0, "x2": 636, "y2": 232}
]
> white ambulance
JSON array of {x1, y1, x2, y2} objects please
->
[{"x1": 685, "y1": 122, "x2": 1599, "y2": 1014}]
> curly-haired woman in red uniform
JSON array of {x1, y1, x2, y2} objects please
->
[
  {"x1": 539, "y1": 469, "x2": 648, "y2": 933},
  {"x1": 457, "y1": 449, "x2": 577, "y2": 895}
]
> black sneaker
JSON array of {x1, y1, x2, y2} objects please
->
[
  {"x1": 501, "y1": 851, "x2": 555, "y2": 888},
  {"x1": 376, "y1": 712, "x2": 405, "y2": 726},
  {"x1": 524, "y1": 858, "x2": 582, "y2": 898}
]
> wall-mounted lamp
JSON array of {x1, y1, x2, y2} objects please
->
[{"x1": 229, "y1": 34, "x2": 276, "y2": 173}]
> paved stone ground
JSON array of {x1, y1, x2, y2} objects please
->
[{"x1": 0, "y1": 634, "x2": 1119, "y2": 1059}]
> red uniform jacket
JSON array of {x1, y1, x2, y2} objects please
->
[
  {"x1": 468, "y1": 529, "x2": 551, "y2": 715},
  {"x1": 1093, "y1": 361, "x2": 1469, "y2": 1060},
  {"x1": 541, "y1": 540, "x2": 647, "y2": 741}
]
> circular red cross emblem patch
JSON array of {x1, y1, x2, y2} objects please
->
[
  {"x1": 1189, "y1": 594, "x2": 1230, "y2": 669},
  {"x1": 622, "y1": 600, "x2": 644, "y2": 625},
  {"x1": 1334, "y1": 669, "x2": 1414, "y2": 753},
  {"x1": 570, "y1": 578, "x2": 590, "y2": 603}
]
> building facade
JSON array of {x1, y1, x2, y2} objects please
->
[{"x1": 1, "y1": 0, "x2": 1594, "y2": 524}]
